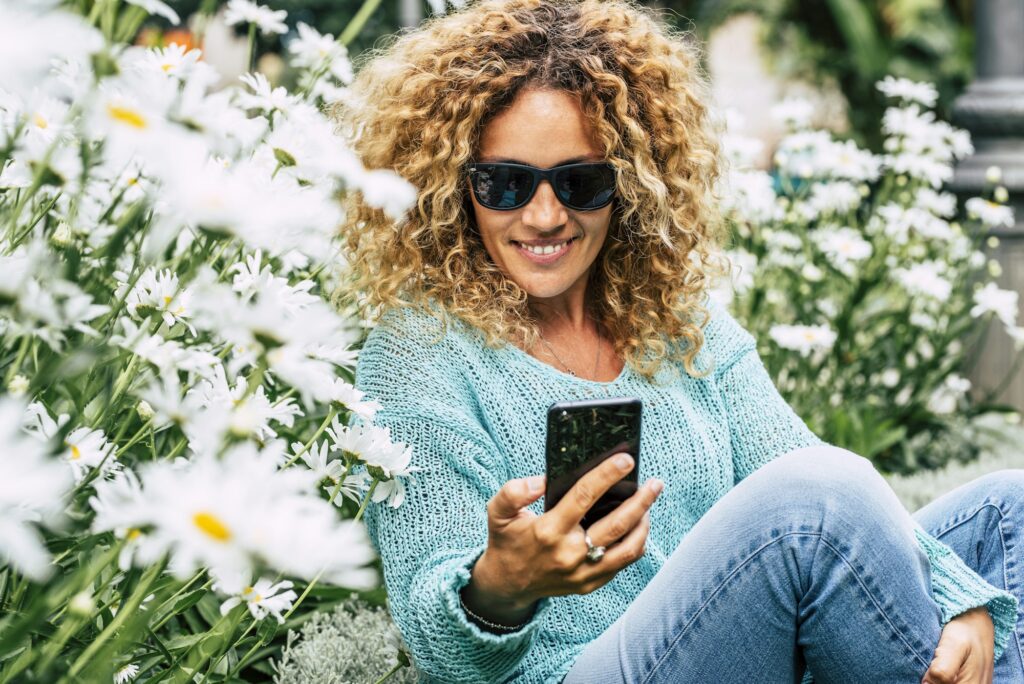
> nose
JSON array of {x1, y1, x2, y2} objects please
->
[{"x1": 521, "y1": 179, "x2": 568, "y2": 229}]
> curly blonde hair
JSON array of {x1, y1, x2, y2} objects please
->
[{"x1": 330, "y1": 0, "x2": 731, "y2": 382}]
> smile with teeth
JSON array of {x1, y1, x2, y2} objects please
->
[{"x1": 515, "y1": 236, "x2": 578, "y2": 255}]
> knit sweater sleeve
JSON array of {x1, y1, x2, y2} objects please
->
[
  {"x1": 706, "y1": 296, "x2": 1019, "y2": 668},
  {"x1": 351, "y1": 307, "x2": 554, "y2": 683}
]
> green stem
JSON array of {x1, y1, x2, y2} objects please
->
[
  {"x1": 354, "y1": 479, "x2": 378, "y2": 522},
  {"x1": 373, "y1": 661, "x2": 405, "y2": 684},
  {"x1": 338, "y1": 0, "x2": 384, "y2": 45},
  {"x1": 3, "y1": 335, "x2": 32, "y2": 386},
  {"x1": 281, "y1": 407, "x2": 337, "y2": 469},
  {"x1": 61, "y1": 558, "x2": 167, "y2": 681},
  {"x1": 246, "y1": 22, "x2": 257, "y2": 73}
]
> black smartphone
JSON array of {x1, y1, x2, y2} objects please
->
[{"x1": 543, "y1": 397, "x2": 643, "y2": 529}]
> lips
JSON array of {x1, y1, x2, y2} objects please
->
[{"x1": 512, "y1": 235, "x2": 579, "y2": 263}]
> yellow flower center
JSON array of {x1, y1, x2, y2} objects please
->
[
  {"x1": 68, "y1": 444, "x2": 82, "y2": 460},
  {"x1": 161, "y1": 62, "x2": 173, "y2": 72},
  {"x1": 106, "y1": 104, "x2": 148, "y2": 129},
  {"x1": 192, "y1": 511, "x2": 232, "y2": 542},
  {"x1": 242, "y1": 586, "x2": 263, "y2": 602},
  {"x1": 32, "y1": 113, "x2": 48, "y2": 129},
  {"x1": 127, "y1": 528, "x2": 142, "y2": 540}
]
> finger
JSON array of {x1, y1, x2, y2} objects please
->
[
  {"x1": 488, "y1": 474, "x2": 546, "y2": 524},
  {"x1": 549, "y1": 452, "x2": 635, "y2": 533},
  {"x1": 585, "y1": 510, "x2": 651, "y2": 581},
  {"x1": 585, "y1": 477, "x2": 662, "y2": 548}
]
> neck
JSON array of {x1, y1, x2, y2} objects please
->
[{"x1": 527, "y1": 274, "x2": 593, "y2": 335}]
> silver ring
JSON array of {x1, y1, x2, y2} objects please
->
[{"x1": 584, "y1": 533, "x2": 606, "y2": 563}]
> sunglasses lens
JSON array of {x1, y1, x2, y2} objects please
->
[
  {"x1": 555, "y1": 164, "x2": 616, "y2": 209},
  {"x1": 471, "y1": 165, "x2": 535, "y2": 209}
]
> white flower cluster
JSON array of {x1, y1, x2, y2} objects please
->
[
  {"x1": 0, "y1": 0, "x2": 425, "y2": 627},
  {"x1": 711, "y1": 76, "x2": 1020, "y2": 443}
]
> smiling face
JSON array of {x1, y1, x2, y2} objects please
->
[{"x1": 468, "y1": 88, "x2": 614, "y2": 305}]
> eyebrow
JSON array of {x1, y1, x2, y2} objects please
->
[{"x1": 478, "y1": 155, "x2": 601, "y2": 166}]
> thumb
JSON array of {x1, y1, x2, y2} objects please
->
[
  {"x1": 922, "y1": 632, "x2": 965, "y2": 684},
  {"x1": 490, "y1": 475, "x2": 546, "y2": 521}
]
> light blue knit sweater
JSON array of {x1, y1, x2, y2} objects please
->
[{"x1": 351, "y1": 295, "x2": 1019, "y2": 684}]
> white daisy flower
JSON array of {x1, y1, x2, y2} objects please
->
[
  {"x1": 768, "y1": 323, "x2": 838, "y2": 358},
  {"x1": 970, "y1": 282, "x2": 1019, "y2": 329},
  {"x1": 770, "y1": 97, "x2": 815, "y2": 130},
  {"x1": 287, "y1": 22, "x2": 350, "y2": 77},
  {"x1": 106, "y1": 444, "x2": 378, "y2": 586},
  {"x1": 223, "y1": 0, "x2": 287, "y2": 34},
  {"x1": 293, "y1": 439, "x2": 344, "y2": 484},
  {"x1": 113, "y1": 662, "x2": 140, "y2": 684},
  {"x1": 125, "y1": 0, "x2": 180, "y2": 23},
  {"x1": 927, "y1": 374, "x2": 971, "y2": 415},
  {"x1": 110, "y1": 317, "x2": 219, "y2": 378},
  {"x1": 0, "y1": 398, "x2": 73, "y2": 581},
  {"x1": 893, "y1": 261, "x2": 953, "y2": 303},
  {"x1": 813, "y1": 226, "x2": 872, "y2": 275},
  {"x1": 188, "y1": 365, "x2": 302, "y2": 441},
  {"x1": 213, "y1": 571, "x2": 298, "y2": 624},
  {"x1": 965, "y1": 197, "x2": 1015, "y2": 228},
  {"x1": 116, "y1": 267, "x2": 196, "y2": 334},
  {"x1": 325, "y1": 379, "x2": 382, "y2": 421},
  {"x1": 353, "y1": 168, "x2": 419, "y2": 222},
  {"x1": 88, "y1": 469, "x2": 150, "y2": 571},
  {"x1": 126, "y1": 43, "x2": 201, "y2": 80},
  {"x1": 876, "y1": 76, "x2": 938, "y2": 108},
  {"x1": 914, "y1": 188, "x2": 957, "y2": 218},
  {"x1": 236, "y1": 72, "x2": 300, "y2": 115},
  {"x1": 0, "y1": 3, "x2": 103, "y2": 98}
]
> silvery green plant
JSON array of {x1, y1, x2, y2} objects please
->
[
  {"x1": 0, "y1": 1, "x2": 425, "y2": 682},
  {"x1": 271, "y1": 593, "x2": 419, "y2": 684},
  {"x1": 713, "y1": 76, "x2": 1023, "y2": 474}
]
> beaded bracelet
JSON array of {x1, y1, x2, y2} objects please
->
[{"x1": 458, "y1": 588, "x2": 529, "y2": 632}]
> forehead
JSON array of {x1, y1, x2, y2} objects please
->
[{"x1": 478, "y1": 88, "x2": 603, "y2": 167}]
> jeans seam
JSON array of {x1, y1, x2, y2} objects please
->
[
  {"x1": 639, "y1": 530, "x2": 932, "y2": 684},
  {"x1": 927, "y1": 500, "x2": 1022, "y2": 668}
]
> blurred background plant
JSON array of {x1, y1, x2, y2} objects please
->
[{"x1": 710, "y1": 78, "x2": 1022, "y2": 475}]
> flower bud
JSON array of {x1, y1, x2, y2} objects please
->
[
  {"x1": 136, "y1": 400, "x2": 155, "y2": 420},
  {"x1": 7, "y1": 374, "x2": 29, "y2": 396},
  {"x1": 69, "y1": 591, "x2": 95, "y2": 617}
]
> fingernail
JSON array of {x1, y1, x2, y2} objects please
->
[
  {"x1": 527, "y1": 475, "x2": 544, "y2": 492},
  {"x1": 615, "y1": 453, "x2": 633, "y2": 469},
  {"x1": 647, "y1": 478, "x2": 663, "y2": 494}
]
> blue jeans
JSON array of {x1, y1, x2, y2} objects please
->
[{"x1": 562, "y1": 444, "x2": 1024, "y2": 683}]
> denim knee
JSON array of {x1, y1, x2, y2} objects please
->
[
  {"x1": 738, "y1": 444, "x2": 915, "y2": 540},
  {"x1": 970, "y1": 469, "x2": 1024, "y2": 514}
]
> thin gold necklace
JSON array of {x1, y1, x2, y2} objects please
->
[{"x1": 537, "y1": 323, "x2": 601, "y2": 379}]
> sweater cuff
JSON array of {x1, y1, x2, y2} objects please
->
[
  {"x1": 914, "y1": 526, "x2": 1020, "y2": 662},
  {"x1": 440, "y1": 545, "x2": 553, "y2": 670}
]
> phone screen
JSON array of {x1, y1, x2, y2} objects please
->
[{"x1": 543, "y1": 397, "x2": 642, "y2": 529}]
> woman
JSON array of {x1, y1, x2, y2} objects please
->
[{"x1": 331, "y1": 1, "x2": 1022, "y2": 682}]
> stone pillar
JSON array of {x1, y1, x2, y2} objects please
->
[
  {"x1": 399, "y1": 0, "x2": 422, "y2": 28},
  {"x1": 951, "y1": 0, "x2": 1024, "y2": 411}
]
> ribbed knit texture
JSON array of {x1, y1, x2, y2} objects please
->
[{"x1": 351, "y1": 294, "x2": 1019, "y2": 684}]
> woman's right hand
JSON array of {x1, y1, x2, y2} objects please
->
[{"x1": 467, "y1": 452, "x2": 663, "y2": 615}]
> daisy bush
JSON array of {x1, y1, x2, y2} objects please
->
[
  {"x1": 714, "y1": 76, "x2": 1023, "y2": 474},
  {"x1": 0, "y1": 0, "x2": 428, "y2": 681}
]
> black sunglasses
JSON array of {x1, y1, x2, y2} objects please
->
[{"x1": 465, "y1": 161, "x2": 617, "y2": 211}]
